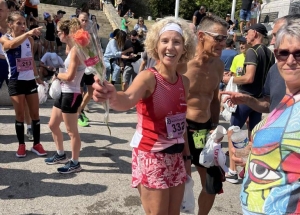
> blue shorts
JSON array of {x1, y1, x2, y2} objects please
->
[
  {"x1": 240, "y1": 9, "x2": 251, "y2": 22},
  {"x1": 230, "y1": 104, "x2": 262, "y2": 131}
]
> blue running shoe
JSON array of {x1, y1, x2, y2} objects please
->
[
  {"x1": 57, "y1": 160, "x2": 82, "y2": 174},
  {"x1": 45, "y1": 153, "x2": 68, "y2": 165}
]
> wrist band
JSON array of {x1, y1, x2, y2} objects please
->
[
  {"x1": 183, "y1": 155, "x2": 192, "y2": 161},
  {"x1": 34, "y1": 75, "x2": 40, "y2": 79}
]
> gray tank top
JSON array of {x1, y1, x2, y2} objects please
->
[{"x1": 61, "y1": 50, "x2": 85, "y2": 93}]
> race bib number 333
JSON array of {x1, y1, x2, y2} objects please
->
[{"x1": 165, "y1": 113, "x2": 186, "y2": 139}]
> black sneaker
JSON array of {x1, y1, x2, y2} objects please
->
[
  {"x1": 57, "y1": 160, "x2": 82, "y2": 174},
  {"x1": 225, "y1": 171, "x2": 239, "y2": 184},
  {"x1": 45, "y1": 153, "x2": 68, "y2": 165}
]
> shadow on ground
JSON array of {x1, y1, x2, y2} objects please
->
[{"x1": 0, "y1": 168, "x2": 107, "y2": 200}]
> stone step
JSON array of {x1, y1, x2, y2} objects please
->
[{"x1": 38, "y1": 3, "x2": 113, "y2": 49}]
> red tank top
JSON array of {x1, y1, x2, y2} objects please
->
[{"x1": 130, "y1": 67, "x2": 187, "y2": 152}]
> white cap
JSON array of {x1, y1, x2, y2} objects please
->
[{"x1": 50, "y1": 53, "x2": 59, "y2": 66}]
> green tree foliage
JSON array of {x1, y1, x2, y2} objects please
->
[
  {"x1": 178, "y1": 0, "x2": 198, "y2": 20},
  {"x1": 146, "y1": 0, "x2": 242, "y2": 20},
  {"x1": 148, "y1": 0, "x2": 176, "y2": 18}
]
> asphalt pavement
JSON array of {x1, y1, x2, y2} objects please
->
[{"x1": 0, "y1": 98, "x2": 243, "y2": 215}]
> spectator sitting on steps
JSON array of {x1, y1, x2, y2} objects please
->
[
  {"x1": 39, "y1": 52, "x2": 64, "y2": 81},
  {"x1": 133, "y1": 17, "x2": 147, "y2": 33},
  {"x1": 126, "y1": 8, "x2": 134, "y2": 18}
]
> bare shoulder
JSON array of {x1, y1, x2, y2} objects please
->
[
  {"x1": 213, "y1": 58, "x2": 225, "y2": 74},
  {"x1": 135, "y1": 69, "x2": 156, "y2": 88},
  {"x1": 185, "y1": 58, "x2": 199, "y2": 74},
  {"x1": 71, "y1": 47, "x2": 79, "y2": 59},
  {"x1": 127, "y1": 69, "x2": 156, "y2": 98}
]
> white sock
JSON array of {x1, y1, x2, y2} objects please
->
[
  {"x1": 57, "y1": 150, "x2": 64, "y2": 156},
  {"x1": 229, "y1": 168, "x2": 237, "y2": 174},
  {"x1": 27, "y1": 125, "x2": 32, "y2": 129},
  {"x1": 71, "y1": 159, "x2": 78, "y2": 165}
]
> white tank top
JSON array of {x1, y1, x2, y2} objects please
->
[
  {"x1": 5, "y1": 35, "x2": 34, "y2": 81},
  {"x1": 61, "y1": 50, "x2": 85, "y2": 93}
]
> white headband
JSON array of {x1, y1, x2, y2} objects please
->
[{"x1": 159, "y1": 23, "x2": 183, "y2": 36}]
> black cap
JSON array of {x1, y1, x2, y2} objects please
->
[
  {"x1": 130, "y1": 30, "x2": 138, "y2": 36},
  {"x1": 237, "y1": 36, "x2": 246, "y2": 43},
  {"x1": 245, "y1": 23, "x2": 268, "y2": 36},
  {"x1": 57, "y1": 10, "x2": 66, "y2": 14}
]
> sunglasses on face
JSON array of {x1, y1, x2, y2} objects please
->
[
  {"x1": 204, "y1": 31, "x2": 228, "y2": 42},
  {"x1": 274, "y1": 49, "x2": 300, "y2": 62}
]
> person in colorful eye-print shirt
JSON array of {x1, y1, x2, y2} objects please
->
[{"x1": 240, "y1": 22, "x2": 300, "y2": 215}]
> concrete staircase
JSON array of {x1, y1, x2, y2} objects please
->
[{"x1": 38, "y1": 3, "x2": 113, "y2": 49}]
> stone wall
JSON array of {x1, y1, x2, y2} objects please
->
[
  {"x1": 41, "y1": 0, "x2": 150, "y2": 18},
  {"x1": 41, "y1": 0, "x2": 100, "y2": 10}
]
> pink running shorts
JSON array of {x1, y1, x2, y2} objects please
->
[{"x1": 131, "y1": 147, "x2": 187, "y2": 189}]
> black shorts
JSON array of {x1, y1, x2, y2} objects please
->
[
  {"x1": 80, "y1": 73, "x2": 95, "y2": 87},
  {"x1": 56, "y1": 37, "x2": 62, "y2": 46},
  {"x1": 24, "y1": 6, "x2": 38, "y2": 17},
  {"x1": 0, "y1": 58, "x2": 9, "y2": 89},
  {"x1": 8, "y1": 79, "x2": 37, "y2": 96},
  {"x1": 45, "y1": 69, "x2": 55, "y2": 77},
  {"x1": 54, "y1": 93, "x2": 82, "y2": 113},
  {"x1": 187, "y1": 118, "x2": 224, "y2": 194},
  {"x1": 45, "y1": 34, "x2": 55, "y2": 42}
]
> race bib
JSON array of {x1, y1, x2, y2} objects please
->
[
  {"x1": 16, "y1": 57, "x2": 33, "y2": 72},
  {"x1": 192, "y1": 129, "x2": 208, "y2": 149},
  {"x1": 165, "y1": 113, "x2": 186, "y2": 139}
]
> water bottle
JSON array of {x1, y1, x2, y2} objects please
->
[{"x1": 229, "y1": 126, "x2": 250, "y2": 162}]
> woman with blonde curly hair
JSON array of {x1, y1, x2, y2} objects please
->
[
  {"x1": 92, "y1": 17, "x2": 196, "y2": 214},
  {"x1": 44, "y1": 18, "x2": 85, "y2": 174}
]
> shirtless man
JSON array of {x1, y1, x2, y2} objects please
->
[{"x1": 180, "y1": 16, "x2": 228, "y2": 215}]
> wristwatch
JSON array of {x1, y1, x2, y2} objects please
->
[
  {"x1": 54, "y1": 71, "x2": 59, "y2": 78},
  {"x1": 183, "y1": 155, "x2": 193, "y2": 161},
  {"x1": 34, "y1": 75, "x2": 40, "y2": 79}
]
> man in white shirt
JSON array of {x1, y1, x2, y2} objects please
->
[
  {"x1": 70, "y1": 7, "x2": 81, "y2": 19},
  {"x1": 39, "y1": 52, "x2": 64, "y2": 80}
]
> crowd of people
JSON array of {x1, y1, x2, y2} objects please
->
[
  {"x1": 0, "y1": 0, "x2": 102, "y2": 172},
  {"x1": 93, "y1": 7, "x2": 300, "y2": 215},
  {"x1": 193, "y1": 0, "x2": 262, "y2": 36},
  {"x1": 0, "y1": 0, "x2": 300, "y2": 214}
]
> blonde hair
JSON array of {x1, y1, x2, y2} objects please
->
[
  {"x1": 144, "y1": 17, "x2": 196, "y2": 63},
  {"x1": 58, "y1": 18, "x2": 81, "y2": 35}
]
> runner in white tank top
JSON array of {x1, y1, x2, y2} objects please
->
[
  {"x1": 1, "y1": 11, "x2": 46, "y2": 158},
  {"x1": 45, "y1": 18, "x2": 84, "y2": 174},
  {"x1": 60, "y1": 52, "x2": 85, "y2": 93}
]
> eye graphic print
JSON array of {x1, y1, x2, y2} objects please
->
[{"x1": 249, "y1": 160, "x2": 281, "y2": 184}]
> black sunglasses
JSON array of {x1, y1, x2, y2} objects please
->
[
  {"x1": 204, "y1": 31, "x2": 228, "y2": 42},
  {"x1": 274, "y1": 49, "x2": 300, "y2": 62}
]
